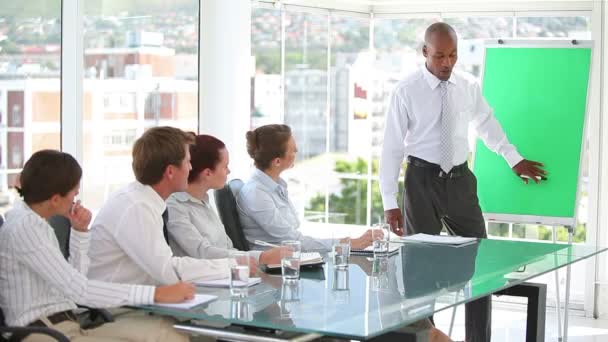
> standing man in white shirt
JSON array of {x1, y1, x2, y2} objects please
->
[
  {"x1": 88, "y1": 126, "x2": 234, "y2": 286},
  {"x1": 379, "y1": 23, "x2": 546, "y2": 342}
]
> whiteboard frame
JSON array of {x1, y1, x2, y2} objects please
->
[{"x1": 474, "y1": 39, "x2": 593, "y2": 227}]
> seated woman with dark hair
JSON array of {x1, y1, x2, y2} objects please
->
[
  {"x1": 0, "y1": 150, "x2": 193, "y2": 341},
  {"x1": 166, "y1": 134, "x2": 283, "y2": 265},
  {"x1": 236, "y1": 124, "x2": 375, "y2": 252}
]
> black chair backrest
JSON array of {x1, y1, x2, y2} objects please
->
[
  {"x1": 214, "y1": 179, "x2": 249, "y2": 251},
  {"x1": 48, "y1": 215, "x2": 71, "y2": 259}
]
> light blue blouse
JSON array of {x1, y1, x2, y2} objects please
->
[{"x1": 236, "y1": 169, "x2": 335, "y2": 252}]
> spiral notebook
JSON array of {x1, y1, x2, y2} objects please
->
[
  {"x1": 264, "y1": 252, "x2": 324, "y2": 269},
  {"x1": 351, "y1": 243, "x2": 402, "y2": 256}
]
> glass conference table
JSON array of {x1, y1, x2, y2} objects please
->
[{"x1": 135, "y1": 239, "x2": 607, "y2": 341}]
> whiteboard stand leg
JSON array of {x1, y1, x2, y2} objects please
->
[
  {"x1": 563, "y1": 226, "x2": 574, "y2": 342},
  {"x1": 553, "y1": 227, "x2": 563, "y2": 342}
]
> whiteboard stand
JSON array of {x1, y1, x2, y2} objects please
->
[
  {"x1": 561, "y1": 225, "x2": 575, "y2": 342},
  {"x1": 552, "y1": 228, "x2": 563, "y2": 342},
  {"x1": 477, "y1": 39, "x2": 592, "y2": 342}
]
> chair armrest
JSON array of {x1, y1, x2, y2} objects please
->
[{"x1": 76, "y1": 306, "x2": 114, "y2": 329}]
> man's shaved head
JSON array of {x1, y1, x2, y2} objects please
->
[
  {"x1": 422, "y1": 22, "x2": 458, "y2": 81},
  {"x1": 424, "y1": 22, "x2": 458, "y2": 44}
]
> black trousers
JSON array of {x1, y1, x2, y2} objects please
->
[{"x1": 404, "y1": 159, "x2": 492, "y2": 342}]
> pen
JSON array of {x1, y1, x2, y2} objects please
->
[
  {"x1": 254, "y1": 240, "x2": 279, "y2": 248},
  {"x1": 521, "y1": 175, "x2": 548, "y2": 181}
]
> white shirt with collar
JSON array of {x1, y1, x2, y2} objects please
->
[
  {"x1": 166, "y1": 191, "x2": 263, "y2": 261},
  {"x1": 237, "y1": 169, "x2": 335, "y2": 252},
  {"x1": 379, "y1": 66, "x2": 523, "y2": 210},
  {"x1": 87, "y1": 181, "x2": 231, "y2": 286},
  {"x1": 0, "y1": 199, "x2": 154, "y2": 326}
]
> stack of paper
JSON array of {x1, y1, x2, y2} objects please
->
[
  {"x1": 266, "y1": 252, "x2": 324, "y2": 269},
  {"x1": 152, "y1": 294, "x2": 216, "y2": 309},
  {"x1": 196, "y1": 277, "x2": 262, "y2": 288},
  {"x1": 399, "y1": 233, "x2": 478, "y2": 247},
  {"x1": 351, "y1": 242, "x2": 402, "y2": 256}
]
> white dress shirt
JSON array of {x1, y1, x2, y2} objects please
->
[
  {"x1": 379, "y1": 66, "x2": 523, "y2": 210},
  {"x1": 166, "y1": 191, "x2": 262, "y2": 261},
  {"x1": 0, "y1": 200, "x2": 154, "y2": 326},
  {"x1": 88, "y1": 182, "x2": 231, "y2": 286},
  {"x1": 237, "y1": 169, "x2": 336, "y2": 252}
]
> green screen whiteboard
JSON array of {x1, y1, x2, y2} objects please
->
[{"x1": 472, "y1": 41, "x2": 591, "y2": 226}]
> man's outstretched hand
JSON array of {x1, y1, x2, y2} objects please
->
[{"x1": 512, "y1": 159, "x2": 547, "y2": 184}]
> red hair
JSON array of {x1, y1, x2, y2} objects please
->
[{"x1": 188, "y1": 134, "x2": 226, "y2": 183}]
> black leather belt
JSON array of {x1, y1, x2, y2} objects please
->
[
  {"x1": 28, "y1": 310, "x2": 77, "y2": 327},
  {"x1": 407, "y1": 156, "x2": 468, "y2": 179}
]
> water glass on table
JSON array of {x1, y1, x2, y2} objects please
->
[
  {"x1": 230, "y1": 251, "x2": 250, "y2": 297},
  {"x1": 332, "y1": 267, "x2": 349, "y2": 291},
  {"x1": 281, "y1": 240, "x2": 301, "y2": 283},
  {"x1": 332, "y1": 238, "x2": 351, "y2": 268},
  {"x1": 230, "y1": 299, "x2": 252, "y2": 321},
  {"x1": 372, "y1": 223, "x2": 390, "y2": 258},
  {"x1": 279, "y1": 281, "x2": 301, "y2": 318}
]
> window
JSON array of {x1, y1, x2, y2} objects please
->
[
  {"x1": 444, "y1": 16, "x2": 513, "y2": 77},
  {"x1": 82, "y1": 0, "x2": 199, "y2": 210},
  {"x1": 372, "y1": 17, "x2": 438, "y2": 168},
  {"x1": 251, "y1": 7, "x2": 282, "y2": 128},
  {"x1": 103, "y1": 129, "x2": 137, "y2": 150},
  {"x1": 516, "y1": 16, "x2": 591, "y2": 39},
  {"x1": 322, "y1": 16, "x2": 372, "y2": 225},
  {"x1": 0, "y1": 1, "x2": 62, "y2": 212}
]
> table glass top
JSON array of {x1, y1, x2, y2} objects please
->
[{"x1": 138, "y1": 239, "x2": 606, "y2": 340}]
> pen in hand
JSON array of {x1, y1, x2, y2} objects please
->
[{"x1": 254, "y1": 240, "x2": 279, "y2": 248}]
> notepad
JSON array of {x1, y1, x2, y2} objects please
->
[
  {"x1": 265, "y1": 252, "x2": 324, "y2": 269},
  {"x1": 196, "y1": 277, "x2": 262, "y2": 288},
  {"x1": 351, "y1": 242, "x2": 402, "y2": 256},
  {"x1": 152, "y1": 294, "x2": 216, "y2": 309},
  {"x1": 399, "y1": 233, "x2": 478, "y2": 247}
]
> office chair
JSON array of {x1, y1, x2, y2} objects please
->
[
  {"x1": 47, "y1": 216, "x2": 114, "y2": 328},
  {"x1": 214, "y1": 179, "x2": 250, "y2": 251},
  {"x1": 0, "y1": 214, "x2": 70, "y2": 342}
]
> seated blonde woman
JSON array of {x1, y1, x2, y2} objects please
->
[
  {"x1": 236, "y1": 124, "x2": 375, "y2": 252},
  {"x1": 166, "y1": 134, "x2": 282, "y2": 265}
]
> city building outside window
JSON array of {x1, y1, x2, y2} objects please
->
[{"x1": 0, "y1": 1, "x2": 61, "y2": 212}]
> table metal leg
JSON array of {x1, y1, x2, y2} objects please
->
[{"x1": 495, "y1": 282, "x2": 547, "y2": 342}]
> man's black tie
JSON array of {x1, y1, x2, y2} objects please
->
[{"x1": 162, "y1": 209, "x2": 170, "y2": 245}]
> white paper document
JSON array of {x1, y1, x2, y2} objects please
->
[
  {"x1": 152, "y1": 294, "x2": 216, "y2": 309},
  {"x1": 351, "y1": 243, "x2": 402, "y2": 255},
  {"x1": 398, "y1": 233, "x2": 478, "y2": 247},
  {"x1": 196, "y1": 277, "x2": 262, "y2": 288},
  {"x1": 266, "y1": 252, "x2": 324, "y2": 269}
]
